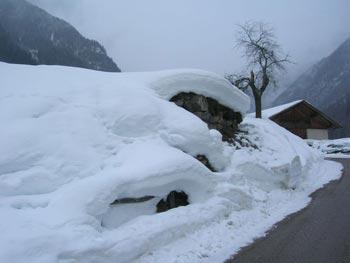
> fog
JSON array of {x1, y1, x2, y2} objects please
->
[{"x1": 29, "y1": 0, "x2": 350, "y2": 85}]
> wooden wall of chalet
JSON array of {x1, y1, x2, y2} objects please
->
[
  {"x1": 270, "y1": 101, "x2": 335, "y2": 139},
  {"x1": 289, "y1": 128, "x2": 307, "y2": 139}
]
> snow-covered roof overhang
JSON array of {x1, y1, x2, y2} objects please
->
[
  {"x1": 146, "y1": 69, "x2": 251, "y2": 114},
  {"x1": 255, "y1": 100, "x2": 341, "y2": 128},
  {"x1": 261, "y1": 100, "x2": 303, "y2": 119}
]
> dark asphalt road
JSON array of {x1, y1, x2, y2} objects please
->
[{"x1": 226, "y1": 158, "x2": 350, "y2": 263}]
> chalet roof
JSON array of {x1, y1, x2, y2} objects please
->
[
  {"x1": 261, "y1": 100, "x2": 341, "y2": 129},
  {"x1": 261, "y1": 100, "x2": 303, "y2": 118}
]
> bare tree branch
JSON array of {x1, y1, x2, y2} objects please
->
[
  {"x1": 225, "y1": 74, "x2": 251, "y2": 92},
  {"x1": 228, "y1": 21, "x2": 291, "y2": 118}
]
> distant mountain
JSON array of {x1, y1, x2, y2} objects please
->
[
  {"x1": 274, "y1": 38, "x2": 350, "y2": 138},
  {"x1": 0, "y1": 22, "x2": 36, "y2": 65},
  {"x1": 0, "y1": 0, "x2": 120, "y2": 72}
]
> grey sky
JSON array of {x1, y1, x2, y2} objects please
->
[{"x1": 29, "y1": 0, "x2": 350, "y2": 84}]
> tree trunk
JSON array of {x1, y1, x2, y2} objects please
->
[{"x1": 254, "y1": 93, "x2": 262, "y2": 118}]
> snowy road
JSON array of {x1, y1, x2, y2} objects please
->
[{"x1": 226, "y1": 158, "x2": 350, "y2": 263}]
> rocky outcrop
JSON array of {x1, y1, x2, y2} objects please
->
[
  {"x1": 156, "y1": 191, "x2": 189, "y2": 213},
  {"x1": 195, "y1": 154, "x2": 216, "y2": 172},
  {"x1": 170, "y1": 92, "x2": 242, "y2": 140}
]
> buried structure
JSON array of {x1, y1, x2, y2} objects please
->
[
  {"x1": 104, "y1": 78, "x2": 247, "y2": 223},
  {"x1": 106, "y1": 90, "x2": 245, "y2": 217},
  {"x1": 102, "y1": 73, "x2": 250, "y2": 226},
  {"x1": 1, "y1": 64, "x2": 342, "y2": 263},
  {"x1": 1, "y1": 65, "x2": 296, "y2": 263}
]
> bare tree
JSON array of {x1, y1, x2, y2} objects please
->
[{"x1": 226, "y1": 22, "x2": 290, "y2": 118}]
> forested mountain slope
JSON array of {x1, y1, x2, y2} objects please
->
[{"x1": 0, "y1": 0, "x2": 120, "y2": 72}]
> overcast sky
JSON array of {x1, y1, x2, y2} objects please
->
[{"x1": 29, "y1": 0, "x2": 350, "y2": 85}]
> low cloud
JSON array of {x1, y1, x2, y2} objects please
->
[{"x1": 29, "y1": 0, "x2": 350, "y2": 85}]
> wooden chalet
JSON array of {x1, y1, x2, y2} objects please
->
[{"x1": 261, "y1": 100, "x2": 341, "y2": 140}]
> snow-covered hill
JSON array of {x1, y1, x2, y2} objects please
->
[{"x1": 0, "y1": 62, "x2": 342, "y2": 263}]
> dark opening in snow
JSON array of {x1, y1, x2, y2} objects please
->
[
  {"x1": 110, "y1": 195, "x2": 155, "y2": 205},
  {"x1": 156, "y1": 191, "x2": 189, "y2": 213}
]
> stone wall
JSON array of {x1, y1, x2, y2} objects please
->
[{"x1": 170, "y1": 92, "x2": 243, "y2": 141}]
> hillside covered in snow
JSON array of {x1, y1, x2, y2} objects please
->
[{"x1": 0, "y1": 62, "x2": 342, "y2": 263}]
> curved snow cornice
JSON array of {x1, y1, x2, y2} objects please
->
[{"x1": 144, "y1": 69, "x2": 250, "y2": 114}]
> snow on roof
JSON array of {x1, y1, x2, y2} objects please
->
[
  {"x1": 262, "y1": 100, "x2": 303, "y2": 118},
  {"x1": 251, "y1": 100, "x2": 303, "y2": 119},
  {"x1": 144, "y1": 69, "x2": 250, "y2": 114},
  {"x1": 248, "y1": 99, "x2": 341, "y2": 128}
]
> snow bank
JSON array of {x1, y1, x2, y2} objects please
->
[
  {"x1": 307, "y1": 138, "x2": 350, "y2": 157},
  {"x1": 137, "y1": 118, "x2": 342, "y2": 263},
  {"x1": 0, "y1": 63, "x2": 342, "y2": 263},
  {"x1": 232, "y1": 118, "x2": 320, "y2": 189}
]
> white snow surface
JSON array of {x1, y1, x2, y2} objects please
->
[
  {"x1": 0, "y1": 63, "x2": 342, "y2": 263},
  {"x1": 307, "y1": 138, "x2": 350, "y2": 157}
]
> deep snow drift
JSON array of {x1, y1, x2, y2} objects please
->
[{"x1": 0, "y1": 63, "x2": 342, "y2": 263}]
